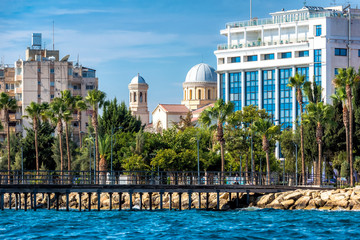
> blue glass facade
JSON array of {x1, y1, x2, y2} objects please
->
[
  {"x1": 262, "y1": 70, "x2": 275, "y2": 120},
  {"x1": 314, "y1": 49, "x2": 322, "y2": 86},
  {"x1": 229, "y1": 72, "x2": 242, "y2": 111},
  {"x1": 245, "y1": 71, "x2": 258, "y2": 106},
  {"x1": 315, "y1": 25, "x2": 322, "y2": 36},
  {"x1": 279, "y1": 68, "x2": 293, "y2": 129},
  {"x1": 220, "y1": 73, "x2": 226, "y2": 100}
]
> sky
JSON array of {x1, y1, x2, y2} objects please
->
[{"x1": 1, "y1": 0, "x2": 359, "y2": 117}]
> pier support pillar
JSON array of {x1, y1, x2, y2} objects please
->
[
  {"x1": 129, "y1": 190, "x2": 133, "y2": 210},
  {"x1": 33, "y1": 191, "x2": 37, "y2": 211},
  {"x1": 15, "y1": 193, "x2": 18, "y2": 211},
  {"x1": 0, "y1": 192, "x2": 4, "y2": 211},
  {"x1": 229, "y1": 192, "x2": 231, "y2": 202},
  {"x1": 66, "y1": 191, "x2": 69, "y2": 211},
  {"x1": 109, "y1": 193, "x2": 113, "y2": 211},
  {"x1": 169, "y1": 193, "x2": 172, "y2": 210},
  {"x1": 159, "y1": 191, "x2": 163, "y2": 210},
  {"x1": 47, "y1": 193, "x2": 51, "y2": 210},
  {"x1": 56, "y1": 193, "x2": 59, "y2": 211},
  {"x1": 206, "y1": 192, "x2": 209, "y2": 210},
  {"x1": 216, "y1": 190, "x2": 220, "y2": 210},
  {"x1": 9, "y1": 193, "x2": 12, "y2": 210},
  {"x1": 149, "y1": 192, "x2": 153, "y2": 211},
  {"x1": 97, "y1": 191, "x2": 101, "y2": 211},
  {"x1": 79, "y1": 193, "x2": 82, "y2": 212},
  {"x1": 118, "y1": 192, "x2": 122, "y2": 211},
  {"x1": 24, "y1": 193, "x2": 28, "y2": 211},
  {"x1": 188, "y1": 191, "x2": 192, "y2": 210},
  {"x1": 88, "y1": 193, "x2": 91, "y2": 211},
  {"x1": 139, "y1": 192, "x2": 143, "y2": 210},
  {"x1": 198, "y1": 192, "x2": 201, "y2": 209},
  {"x1": 178, "y1": 192, "x2": 182, "y2": 211},
  {"x1": 236, "y1": 192, "x2": 239, "y2": 208},
  {"x1": 30, "y1": 193, "x2": 33, "y2": 210},
  {"x1": 246, "y1": 190, "x2": 250, "y2": 205},
  {"x1": 19, "y1": 193, "x2": 21, "y2": 210}
]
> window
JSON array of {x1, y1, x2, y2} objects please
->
[
  {"x1": 279, "y1": 68, "x2": 293, "y2": 130},
  {"x1": 231, "y1": 57, "x2": 240, "y2": 63},
  {"x1": 314, "y1": 49, "x2": 321, "y2": 62},
  {"x1": 245, "y1": 71, "x2": 258, "y2": 106},
  {"x1": 145, "y1": 92, "x2": 147, "y2": 102},
  {"x1": 82, "y1": 69, "x2": 96, "y2": 78},
  {"x1": 220, "y1": 74, "x2": 226, "y2": 100},
  {"x1": 86, "y1": 85, "x2": 94, "y2": 90},
  {"x1": 38, "y1": 94, "x2": 41, "y2": 98},
  {"x1": 16, "y1": 68, "x2": 22, "y2": 75},
  {"x1": 140, "y1": 92, "x2": 143, "y2": 102},
  {"x1": 6, "y1": 84, "x2": 14, "y2": 90},
  {"x1": 50, "y1": 68, "x2": 54, "y2": 74},
  {"x1": 315, "y1": 25, "x2": 322, "y2": 36},
  {"x1": 37, "y1": 68, "x2": 41, "y2": 73},
  {"x1": 264, "y1": 54, "x2": 274, "y2": 60},
  {"x1": 134, "y1": 92, "x2": 137, "y2": 102},
  {"x1": 335, "y1": 48, "x2": 347, "y2": 56},
  {"x1": 299, "y1": 51, "x2": 309, "y2": 57},
  {"x1": 247, "y1": 55, "x2": 258, "y2": 62},
  {"x1": 358, "y1": 50, "x2": 360, "y2": 57},
  {"x1": 262, "y1": 70, "x2": 275, "y2": 120},
  {"x1": 68, "y1": 68, "x2": 73, "y2": 76},
  {"x1": 0, "y1": 70, "x2": 3, "y2": 77},
  {"x1": 50, "y1": 82, "x2": 55, "y2": 87},
  {"x1": 198, "y1": 89, "x2": 201, "y2": 99},
  {"x1": 229, "y1": 72, "x2": 241, "y2": 111},
  {"x1": 208, "y1": 89, "x2": 211, "y2": 100},
  {"x1": 189, "y1": 90, "x2": 193, "y2": 100},
  {"x1": 38, "y1": 81, "x2": 41, "y2": 85},
  {"x1": 314, "y1": 49, "x2": 322, "y2": 86},
  {"x1": 50, "y1": 95, "x2": 54, "y2": 99},
  {"x1": 281, "y1": 52, "x2": 292, "y2": 59}
]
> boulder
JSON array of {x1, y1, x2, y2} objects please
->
[
  {"x1": 281, "y1": 199, "x2": 295, "y2": 209},
  {"x1": 351, "y1": 204, "x2": 360, "y2": 210},
  {"x1": 294, "y1": 196, "x2": 310, "y2": 209},
  {"x1": 320, "y1": 191, "x2": 331, "y2": 202},
  {"x1": 256, "y1": 193, "x2": 275, "y2": 208},
  {"x1": 283, "y1": 192, "x2": 303, "y2": 201},
  {"x1": 220, "y1": 193, "x2": 229, "y2": 200},
  {"x1": 337, "y1": 199, "x2": 349, "y2": 208},
  {"x1": 329, "y1": 193, "x2": 348, "y2": 202},
  {"x1": 265, "y1": 199, "x2": 285, "y2": 210}
]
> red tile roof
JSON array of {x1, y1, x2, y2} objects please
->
[
  {"x1": 159, "y1": 104, "x2": 189, "y2": 113},
  {"x1": 192, "y1": 103, "x2": 214, "y2": 114}
]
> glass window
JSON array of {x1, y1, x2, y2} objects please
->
[
  {"x1": 50, "y1": 68, "x2": 54, "y2": 74},
  {"x1": 315, "y1": 25, "x2": 322, "y2": 36},
  {"x1": 262, "y1": 70, "x2": 275, "y2": 120},
  {"x1": 38, "y1": 81, "x2": 41, "y2": 85},
  {"x1": 231, "y1": 57, "x2": 240, "y2": 63},
  {"x1": 264, "y1": 54, "x2": 274, "y2": 60},
  {"x1": 82, "y1": 69, "x2": 96, "y2": 78},
  {"x1": 86, "y1": 85, "x2": 94, "y2": 90},
  {"x1": 245, "y1": 71, "x2": 258, "y2": 106},
  {"x1": 281, "y1": 52, "x2": 292, "y2": 58},
  {"x1": 279, "y1": 68, "x2": 293, "y2": 130},
  {"x1": 229, "y1": 72, "x2": 241, "y2": 111},
  {"x1": 38, "y1": 94, "x2": 41, "y2": 98},
  {"x1": 247, "y1": 55, "x2": 258, "y2": 62},
  {"x1": 358, "y1": 50, "x2": 360, "y2": 57},
  {"x1": 220, "y1": 73, "x2": 226, "y2": 100},
  {"x1": 50, "y1": 95, "x2": 54, "y2": 99},
  {"x1": 335, "y1": 48, "x2": 347, "y2": 56},
  {"x1": 50, "y1": 82, "x2": 55, "y2": 87},
  {"x1": 68, "y1": 68, "x2": 73, "y2": 76},
  {"x1": 16, "y1": 68, "x2": 22, "y2": 75},
  {"x1": 299, "y1": 51, "x2": 309, "y2": 57}
]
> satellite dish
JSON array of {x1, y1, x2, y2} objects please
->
[{"x1": 60, "y1": 55, "x2": 70, "y2": 62}]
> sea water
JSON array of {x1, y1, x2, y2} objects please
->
[{"x1": 1, "y1": 208, "x2": 359, "y2": 239}]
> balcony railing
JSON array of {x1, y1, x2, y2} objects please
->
[{"x1": 217, "y1": 37, "x2": 308, "y2": 50}]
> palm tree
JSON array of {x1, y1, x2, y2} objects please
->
[
  {"x1": 251, "y1": 118, "x2": 281, "y2": 185},
  {"x1": 288, "y1": 72, "x2": 306, "y2": 185},
  {"x1": 303, "y1": 102, "x2": 334, "y2": 185},
  {"x1": 46, "y1": 98, "x2": 71, "y2": 177},
  {"x1": 0, "y1": 92, "x2": 18, "y2": 182},
  {"x1": 23, "y1": 102, "x2": 49, "y2": 175},
  {"x1": 199, "y1": 99, "x2": 234, "y2": 174},
  {"x1": 331, "y1": 87, "x2": 349, "y2": 165},
  {"x1": 85, "y1": 89, "x2": 106, "y2": 180},
  {"x1": 98, "y1": 135, "x2": 110, "y2": 184},
  {"x1": 333, "y1": 67, "x2": 360, "y2": 186},
  {"x1": 74, "y1": 96, "x2": 88, "y2": 148},
  {"x1": 60, "y1": 90, "x2": 74, "y2": 173}
]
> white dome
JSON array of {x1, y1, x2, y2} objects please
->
[
  {"x1": 130, "y1": 74, "x2": 147, "y2": 84},
  {"x1": 185, "y1": 63, "x2": 216, "y2": 83}
]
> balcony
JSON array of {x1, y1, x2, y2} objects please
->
[
  {"x1": 217, "y1": 37, "x2": 308, "y2": 51},
  {"x1": 72, "y1": 89, "x2": 82, "y2": 96}
]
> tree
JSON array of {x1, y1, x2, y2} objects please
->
[
  {"x1": 251, "y1": 118, "x2": 281, "y2": 185},
  {"x1": 199, "y1": 99, "x2": 234, "y2": 173},
  {"x1": 74, "y1": 96, "x2": 88, "y2": 148},
  {"x1": 23, "y1": 102, "x2": 49, "y2": 175},
  {"x1": 333, "y1": 67, "x2": 360, "y2": 186},
  {"x1": 303, "y1": 102, "x2": 335, "y2": 185},
  {"x1": 46, "y1": 97, "x2": 71, "y2": 176},
  {"x1": 174, "y1": 111, "x2": 195, "y2": 131},
  {"x1": 85, "y1": 89, "x2": 106, "y2": 179},
  {"x1": 288, "y1": 72, "x2": 306, "y2": 185},
  {"x1": 0, "y1": 92, "x2": 17, "y2": 181}
]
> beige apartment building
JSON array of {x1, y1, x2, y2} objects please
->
[{"x1": 0, "y1": 33, "x2": 98, "y2": 142}]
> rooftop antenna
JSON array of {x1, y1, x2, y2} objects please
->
[
  {"x1": 250, "y1": 0, "x2": 252, "y2": 20},
  {"x1": 303, "y1": 0, "x2": 306, "y2": 6},
  {"x1": 77, "y1": 54, "x2": 79, "y2": 66},
  {"x1": 52, "y1": 20, "x2": 55, "y2": 51}
]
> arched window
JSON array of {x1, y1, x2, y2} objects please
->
[
  {"x1": 198, "y1": 89, "x2": 201, "y2": 99},
  {"x1": 145, "y1": 92, "x2": 147, "y2": 102},
  {"x1": 134, "y1": 92, "x2": 137, "y2": 102},
  {"x1": 184, "y1": 90, "x2": 186, "y2": 100},
  {"x1": 130, "y1": 92, "x2": 132, "y2": 102},
  {"x1": 190, "y1": 90, "x2": 192, "y2": 100},
  {"x1": 140, "y1": 92, "x2": 143, "y2": 102},
  {"x1": 208, "y1": 89, "x2": 211, "y2": 99}
]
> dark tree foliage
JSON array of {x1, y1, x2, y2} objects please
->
[
  {"x1": 353, "y1": 82, "x2": 360, "y2": 156},
  {"x1": 98, "y1": 98, "x2": 143, "y2": 136},
  {"x1": 23, "y1": 121, "x2": 55, "y2": 170},
  {"x1": 52, "y1": 133, "x2": 77, "y2": 171}
]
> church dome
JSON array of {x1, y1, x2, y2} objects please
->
[
  {"x1": 185, "y1": 63, "x2": 217, "y2": 83},
  {"x1": 130, "y1": 74, "x2": 147, "y2": 84}
]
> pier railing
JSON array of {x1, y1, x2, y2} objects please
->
[{"x1": 0, "y1": 170, "x2": 336, "y2": 187}]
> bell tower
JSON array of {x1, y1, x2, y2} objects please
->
[{"x1": 128, "y1": 73, "x2": 149, "y2": 125}]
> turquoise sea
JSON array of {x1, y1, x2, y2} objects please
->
[{"x1": 0, "y1": 209, "x2": 359, "y2": 239}]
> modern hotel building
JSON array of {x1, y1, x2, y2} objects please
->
[{"x1": 215, "y1": 5, "x2": 360, "y2": 132}]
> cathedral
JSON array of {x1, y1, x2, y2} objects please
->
[{"x1": 128, "y1": 63, "x2": 217, "y2": 133}]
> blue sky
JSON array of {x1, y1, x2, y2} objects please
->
[{"x1": 0, "y1": 0, "x2": 358, "y2": 115}]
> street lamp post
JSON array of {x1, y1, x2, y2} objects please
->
[
  {"x1": 21, "y1": 146, "x2": 23, "y2": 182},
  {"x1": 294, "y1": 143, "x2": 298, "y2": 186},
  {"x1": 197, "y1": 132, "x2": 200, "y2": 185},
  {"x1": 239, "y1": 155, "x2": 242, "y2": 182},
  {"x1": 250, "y1": 131, "x2": 254, "y2": 185}
]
